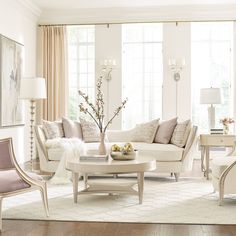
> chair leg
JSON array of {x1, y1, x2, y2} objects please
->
[
  {"x1": 0, "y1": 197, "x2": 3, "y2": 232},
  {"x1": 174, "y1": 173, "x2": 180, "y2": 182},
  {"x1": 39, "y1": 183, "x2": 49, "y2": 217},
  {"x1": 219, "y1": 187, "x2": 224, "y2": 206}
]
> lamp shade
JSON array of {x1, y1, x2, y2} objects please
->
[
  {"x1": 20, "y1": 77, "x2": 47, "y2": 100},
  {"x1": 200, "y1": 88, "x2": 222, "y2": 104}
]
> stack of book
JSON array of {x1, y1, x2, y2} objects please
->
[
  {"x1": 210, "y1": 128, "x2": 223, "y2": 135},
  {"x1": 80, "y1": 154, "x2": 109, "y2": 162}
]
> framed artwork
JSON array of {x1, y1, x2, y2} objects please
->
[{"x1": 0, "y1": 35, "x2": 24, "y2": 127}]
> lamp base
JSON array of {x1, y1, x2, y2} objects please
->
[{"x1": 208, "y1": 105, "x2": 215, "y2": 131}]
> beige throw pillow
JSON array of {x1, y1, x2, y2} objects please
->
[
  {"x1": 42, "y1": 120, "x2": 64, "y2": 139},
  {"x1": 171, "y1": 119, "x2": 191, "y2": 147},
  {"x1": 132, "y1": 119, "x2": 160, "y2": 143},
  {"x1": 154, "y1": 117, "x2": 177, "y2": 144},
  {"x1": 79, "y1": 118, "x2": 100, "y2": 143},
  {"x1": 62, "y1": 117, "x2": 83, "y2": 139}
]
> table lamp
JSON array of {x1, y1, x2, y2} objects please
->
[{"x1": 200, "y1": 87, "x2": 222, "y2": 130}]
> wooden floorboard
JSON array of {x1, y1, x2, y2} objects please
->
[{"x1": 2, "y1": 160, "x2": 234, "y2": 236}]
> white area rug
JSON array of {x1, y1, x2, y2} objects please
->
[{"x1": 3, "y1": 176, "x2": 236, "y2": 224}]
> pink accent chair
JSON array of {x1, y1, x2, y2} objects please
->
[{"x1": 0, "y1": 138, "x2": 49, "y2": 231}]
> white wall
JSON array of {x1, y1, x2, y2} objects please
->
[
  {"x1": 162, "y1": 22, "x2": 191, "y2": 120},
  {"x1": 95, "y1": 25, "x2": 122, "y2": 130},
  {"x1": 0, "y1": 0, "x2": 39, "y2": 163},
  {"x1": 94, "y1": 23, "x2": 192, "y2": 129}
]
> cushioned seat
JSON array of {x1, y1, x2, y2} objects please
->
[
  {"x1": 0, "y1": 170, "x2": 43, "y2": 193},
  {"x1": 212, "y1": 156, "x2": 236, "y2": 178},
  {"x1": 48, "y1": 142, "x2": 184, "y2": 162},
  {"x1": 85, "y1": 142, "x2": 184, "y2": 161}
]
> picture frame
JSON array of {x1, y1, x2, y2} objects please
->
[{"x1": 0, "y1": 34, "x2": 24, "y2": 127}]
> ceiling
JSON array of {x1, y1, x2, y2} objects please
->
[{"x1": 31, "y1": 0, "x2": 236, "y2": 10}]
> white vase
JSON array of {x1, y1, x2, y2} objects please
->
[{"x1": 98, "y1": 132, "x2": 107, "y2": 155}]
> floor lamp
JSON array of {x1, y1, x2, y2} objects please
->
[
  {"x1": 20, "y1": 77, "x2": 47, "y2": 171},
  {"x1": 200, "y1": 88, "x2": 222, "y2": 131}
]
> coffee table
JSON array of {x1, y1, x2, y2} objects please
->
[{"x1": 66, "y1": 157, "x2": 156, "y2": 204}]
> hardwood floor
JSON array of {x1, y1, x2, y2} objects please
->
[
  {"x1": 2, "y1": 220, "x2": 236, "y2": 236},
  {"x1": 2, "y1": 160, "x2": 235, "y2": 236}
]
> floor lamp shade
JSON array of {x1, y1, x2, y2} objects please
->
[
  {"x1": 20, "y1": 77, "x2": 47, "y2": 171},
  {"x1": 20, "y1": 77, "x2": 47, "y2": 100},
  {"x1": 200, "y1": 88, "x2": 222, "y2": 130}
]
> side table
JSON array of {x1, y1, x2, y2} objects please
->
[{"x1": 200, "y1": 134, "x2": 236, "y2": 179}]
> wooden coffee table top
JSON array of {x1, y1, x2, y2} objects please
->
[{"x1": 66, "y1": 156, "x2": 156, "y2": 174}]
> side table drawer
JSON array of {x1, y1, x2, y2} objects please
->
[{"x1": 200, "y1": 135, "x2": 236, "y2": 146}]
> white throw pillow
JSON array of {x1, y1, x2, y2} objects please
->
[
  {"x1": 171, "y1": 119, "x2": 191, "y2": 147},
  {"x1": 79, "y1": 118, "x2": 100, "y2": 143},
  {"x1": 62, "y1": 117, "x2": 83, "y2": 139},
  {"x1": 42, "y1": 120, "x2": 64, "y2": 139},
  {"x1": 131, "y1": 119, "x2": 160, "y2": 143},
  {"x1": 154, "y1": 117, "x2": 177, "y2": 144}
]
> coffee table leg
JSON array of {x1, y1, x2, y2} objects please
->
[
  {"x1": 138, "y1": 172, "x2": 144, "y2": 204},
  {"x1": 73, "y1": 172, "x2": 79, "y2": 203}
]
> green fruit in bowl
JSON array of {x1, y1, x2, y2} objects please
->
[
  {"x1": 111, "y1": 144, "x2": 121, "y2": 152},
  {"x1": 123, "y1": 143, "x2": 134, "y2": 153}
]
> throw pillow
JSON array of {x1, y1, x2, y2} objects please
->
[
  {"x1": 171, "y1": 119, "x2": 191, "y2": 147},
  {"x1": 62, "y1": 117, "x2": 83, "y2": 139},
  {"x1": 79, "y1": 118, "x2": 100, "y2": 143},
  {"x1": 42, "y1": 120, "x2": 64, "y2": 139},
  {"x1": 154, "y1": 117, "x2": 177, "y2": 144},
  {"x1": 131, "y1": 119, "x2": 160, "y2": 143}
]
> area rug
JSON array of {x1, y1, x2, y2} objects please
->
[{"x1": 3, "y1": 176, "x2": 236, "y2": 224}]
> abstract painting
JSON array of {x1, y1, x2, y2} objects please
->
[{"x1": 0, "y1": 35, "x2": 24, "y2": 127}]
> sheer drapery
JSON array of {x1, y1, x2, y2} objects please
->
[{"x1": 37, "y1": 26, "x2": 68, "y2": 122}]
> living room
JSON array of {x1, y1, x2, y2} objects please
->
[{"x1": 1, "y1": 0, "x2": 236, "y2": 235}]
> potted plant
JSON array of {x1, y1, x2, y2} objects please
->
[{"x1": 79, "y1": 76, "x2": 127, "y2": 155}]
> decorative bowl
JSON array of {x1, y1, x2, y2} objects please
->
[{"x1": 110, "y1": 150, "x2": 138, "y2": 160}]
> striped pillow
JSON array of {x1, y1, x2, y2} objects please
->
[{"x1": 171, "y1": 120, "x2": 191, "y2": 147}]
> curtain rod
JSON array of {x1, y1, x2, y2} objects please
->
[{"x1": 38, "y1": 19, "x2": 236, "y2": 27}]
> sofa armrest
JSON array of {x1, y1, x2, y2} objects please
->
[
  {"x1": 106, "y1": 129, "x2": 135, "y2": 142},
  {"x1": 182, "y1": 126, "x2": 198, "y2": 160},
  {"x1": 34, "y1": 125, "x2": 48, "y2": 160}
]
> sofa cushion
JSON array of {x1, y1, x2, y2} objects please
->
[
  {"x1": 171, "y1": 119, "x2": 191, "y2": 147},
  {"x1": 212, "y1": 156, "x2": 236, "y2": 178},
  {"x1": 154, "y1": 117, "x2": 177, "y2": 144},
  {"x1": 80, "y1": 118, "x2": 100, "y2": 143},
  {"x1": 62, "y1": 117, "x2": 83, "y2": 139},
  {"x1": 131, "y1": 142, "x2": 184, "y2": 161},
  {"x1": 42, "y1": 120, "x2": 64, "y2": 139},
  {"x1": 131, "y1": 119, "x2": 159, "y2": 143},
  {"x1": 85, "y1": 142, "x2": 184, "y2": 161}
]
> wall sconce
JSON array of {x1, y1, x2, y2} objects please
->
[
  {"x1": 100, "y1": 59, "x2": 116, "y2": 81},
  {"x1": 168, "y1": 58, "x2": 185, "y2": 81},
  {"x1": 168, "y1": 58, "x2": 186, "y2": 116}
]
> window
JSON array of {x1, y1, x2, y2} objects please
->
[
  {"x1": 122, "y1": 23, "x2": 163, "y2": 129},
  {"x1": 67, "y1": 25, "x2": 95, "y2": 120},
  {"x1": 191, "y1": 22, "x2": 233, "y2": 131}
]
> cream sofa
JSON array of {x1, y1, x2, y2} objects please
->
[{"x1": 34, "y1": 124, "x2": 198, "y2": 181}]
